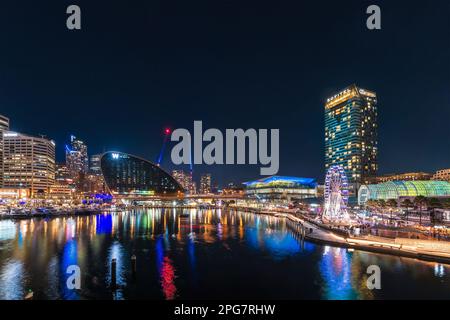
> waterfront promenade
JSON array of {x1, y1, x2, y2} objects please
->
[{"x1": 231, "y1": 207, "x2": 450, "y2": 264}]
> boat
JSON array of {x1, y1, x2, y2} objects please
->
[{"x1": 10, "y1": 208, "x2": 31, "y2": 217}]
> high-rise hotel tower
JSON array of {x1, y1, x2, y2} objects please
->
[
  {"x1": 325, "y1": 84, "x2": 378, "y2": 197},
  {"x1": 0, "y1": 114, "x2": 10, "y2": 187}
]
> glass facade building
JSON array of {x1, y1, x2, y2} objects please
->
[
  {"x1": 325, "y1": 85, "x2": 378, "y2": 199},
  {"x1": 100, "y1": 152, "x2": 183, "y2": 196},
  {"x1": 243, "y1": 176, "x2": 318, "y2": 203},
  {"x1": 358, "y1": 180, "x2": 450, "y2": 205}
]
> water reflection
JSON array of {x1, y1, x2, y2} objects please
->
[
  {"x1": 319, "y1": 247, "x2": 361, "y2": 300},
  {"x1": 0, "y1": 209, "x2": 449, "y2": 300},
  {"x1": 107, "y1": 241, "x2": 125, "y2": 300},
  {"x1": 155, "y1": 236, "x2": 177, "y2": 300},
  {"x1": 61, "y1": 239, "x2": 79, "y2": 300},
  {"x1": 0, "y1": 221, "x2": 16, "y2": 241},
  {"x1": 0, "y1": 260, "x2": 25, "y2": 300}
]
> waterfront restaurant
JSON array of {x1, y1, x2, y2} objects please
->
[
  {"x1": 0, "y1": 188, "x2": 31, "y2": 201},
  {"x1": 243, "y1": 176, "x2": 318, "y2": 205}
]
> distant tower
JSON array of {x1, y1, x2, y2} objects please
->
[
  {"x1": 66, "y1": 135, "x2": 89, "y2": 181},
  {"x1": 325, "y1": 84, "x2": 378, "y2": 200},
  {"x1": 172, "y1": 170, "x2": 187, "y2": 191},
  {"x1": 200, "y1": 174, "x2": 212, "y2": 194},
  {"x1": 171, "y1": 169, "x2": 197, "y2": 194},
  {"x1": 90, "y1": 154, "x2": 102, "y2": 175}
]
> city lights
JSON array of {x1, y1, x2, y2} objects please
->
[{"x1": 0, "y1": 0, "x2": 449, "y2": 306}]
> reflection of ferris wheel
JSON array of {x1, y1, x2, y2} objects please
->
[{"x1": 323, "y1": 165, "x2": 349, "y2": 221}]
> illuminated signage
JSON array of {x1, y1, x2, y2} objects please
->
[{"x1": 4, "y1": 132, "x2": 18, "y2": 137}]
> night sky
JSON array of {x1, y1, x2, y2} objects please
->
[{"x1": 0, "y1": 0, "x2": 449, "y2": 186}]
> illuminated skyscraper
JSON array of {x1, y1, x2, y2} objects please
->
[
  {"x1": 171, "y1": 169, "x2": 196, "y2": 194},
  {"x1": 66, "y1": 135, "x2": 88, "y2": 180},
  {"x1": 55, "y1": 163, "x2": 72, "y2": 185},
  {"x1": 0, "y1": 114, "x2": 10, "y2": 187},
  {"x1": 90, "y1": 154, "x2": 102, "y2": 175},
  {"x1": 3, "y1": 131, "x2": 56, "y2": 196},
  {"x1": 200, "y1": 173, "x2": 212, "y2": 194},
  {"x1": 172, "y1": 170, "x2": 187, "y2": 189},
  {"x1": 325, "y1": 84, "x2": 378, "y2": 197}
]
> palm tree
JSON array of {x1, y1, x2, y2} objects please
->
[
  {"x1": 428, "y1": 198, "x2": 442, "y2": 225},
  {"x1": 386, "y1": 199, "x2": 398, "y2": 222},
  {"x1": 401, "y1": 199, "x2": 413, "y2": 222},
  {"x1": 444, "y1": 199, "x2": 450, "y2": 209},
  {"x1": 387, "y1": 199, "x2": 397, "y2": 208},
  {"x1": 414, "y1": 196, "x2": 428, "y2": 226}
]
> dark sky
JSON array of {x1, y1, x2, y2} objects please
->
[{"x1": 0, "y1": 0, "x2": 449, "y2": 186}]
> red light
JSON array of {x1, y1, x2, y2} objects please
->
[{"x1": 164, "y1": 128, "x2": 171, "y2": 135}]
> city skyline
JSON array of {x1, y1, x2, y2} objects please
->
[
  {"x1": 0, "y1": 0, "x2": 450, "y2": 305},
  {"x1": 1, "y1": 0, "x2": 449, "y2": 186}
]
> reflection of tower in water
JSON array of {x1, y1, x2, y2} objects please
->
[{"x1": 319, "y1": 246, "x2": 374, "y2": 300}]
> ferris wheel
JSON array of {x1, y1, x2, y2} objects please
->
[{"x1": 323, "y1": 165, "x2": 349, "y2": 221}]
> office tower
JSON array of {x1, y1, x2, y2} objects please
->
[
  {"x1": 90, "y1": 154, "x2": 102, "y2": 175},
  {"x1": 172, "y1": 170, "x2": 187, "y2": 189},
  {"x1": 55, "y1": 163, "x2": 72, "y2": 185},
  {"x1": 3, "y1": 131, "x2": 56, "y2": 196},
  {"x1": 172, "y1": 169, "x2": 196, "y2": 194},
  {"x1": 325, "y1": 84, "x2": 378, "y2": 197},
  {"x1": 0, "y1": 114, "x2": 10, "y2": 187},
  {"x1": 66, "y1": 135, "x2": 88, "y2": 180},
  {"x1": 200, "y1": 173, "x2": 212, "y2": 194}
]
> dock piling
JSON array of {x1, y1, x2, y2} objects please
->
[
  {"x1": 111, "y1": 258, "x2": 117, "y2": 290},
  {"x1": 131, "y1": 255, "x2": 137, "y2": 279}
]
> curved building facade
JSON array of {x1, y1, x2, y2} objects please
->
[
  {"x1": 358, "y1": 180, "x2": 450, "y2": 205},
  {"x1": 100, "y1": 152, "x2": 183, "y2": 196}
]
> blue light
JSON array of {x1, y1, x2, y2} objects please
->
[{"x1": 96, "y1": 215, "x2": 113, "y2": 234}]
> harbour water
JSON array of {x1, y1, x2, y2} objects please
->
[{"x1": 0, "y1": 209, "x2": 449, "y2": 300}]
